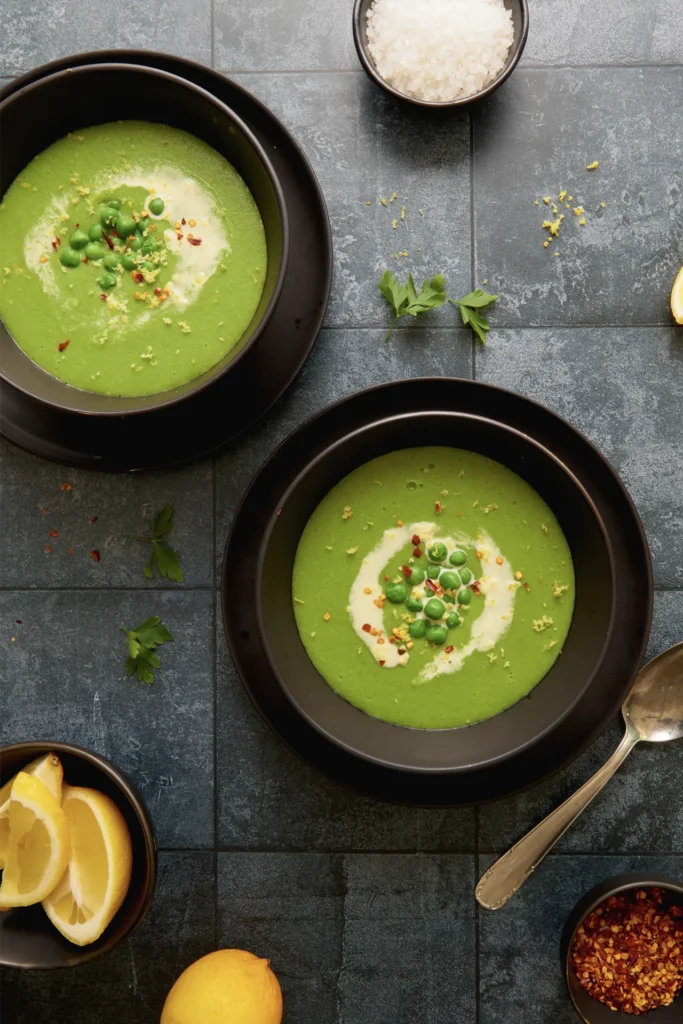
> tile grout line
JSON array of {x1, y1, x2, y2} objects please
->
[
  {"x1": 210, "y1": 0, "x2": 215, "y2": 70},
  {"x1": 474, "y1": 805, "x2": 481, "y2": 1024},
  {"x1": 469, "y1": 112, "x2": 476, "y2": 382},
  {"x1": 211, "y1": 454, "x2": 219, "y2": 947}
]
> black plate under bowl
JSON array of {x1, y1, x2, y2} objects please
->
[
  {"x1": 222, "y1": 378, "x2": 652, "y2": 805},
  {"x1": 0, "y1": 742, "x2": 156, "y2": 969},
  {"x1": 0, "y1": 63, "x2": 288, "y2": 416},
  {"x1": 562, "y1": 874, "x2": 683, "y2": 1023},
  {"x1": 0, "y1": 51, "x2": 331, "y2": 470}
]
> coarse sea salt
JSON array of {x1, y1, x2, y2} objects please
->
[{"x1": 366, "y1": 0, "x2": 514, "y2": 103}]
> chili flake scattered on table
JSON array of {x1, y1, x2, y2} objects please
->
[
  {"x1": 571, "y1": 888, "x2": 683, "y2": 1015},
  {"x1": 88, "y1": 549, "x2": 100, "y2": 562}
]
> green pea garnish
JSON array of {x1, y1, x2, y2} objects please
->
[
  {"x1": 59, "y1": 247, "x2": 81, "y2": 268},
  {"x1": 102, "y1": 253, "x2": 120, "y2": 271},
  {"x1": 425, "y1": 624, "x2": 447, "y2": 645},
  {"x1": 446, "y1": 612, "x2": 461, "y2": 628},
  {"x1": 149, "y1": 197, "x2": 165, "y2": 216},
  {"x1": 142, "y1": 261, "x2": 156, "y2": 272},
  {"x1": 130, "y1": 236, "x2": 143, "y2": 251},
  {"x1": 457, "y1": 589, "x2": 472, "y2": 606},
  {"x1": 116, "y1": 214, "x2": 137, "y2": 240},
  {"x1": 405, "y1": 597, "x2": 423, "y2": 613},
  {"x1": 141, "y1": 238, "x2": 159, "y2": 255},
  {"x1": 426, "y1": 565, "x2": 441, "y2": 580},
  {"x1": 439, "y1": 571, "x2": 461, "y2": 591},
  {"x1": 408, "y1": 618, "x2": 427, "y2": 639},
  {"x1": 84, "y1": 242, "x2": 104, "y2": 261},
  {"x1": 88, "y1": 223, "x2": 104, "y2": 242},
  {"x1": 443, "y1": 593, "x2": 455, "y2": 604},
  {"x1": 107, "y1": 199, "x2": 122, "y2": 210},
  {"x1": 459, "y1": 568, "x2": 473, "y2": 585},
  {"x1": 428, "y1": 541, "x2": 448, "y2": 563},
  {"x1": 69, "y1": 229, "x2": 89, "y2": 250},
  {"x1": 99, "y1": 206, "x2": 118, "y2": 228},
  {"x1": 449, "y1": 549, "x2": 467, "y2": 566},
  {"x1": 98, "y1": 271, "x2": 117, "y2": 289},
  {"x1": 121, "y1": 253, "x2": 137, "y2": 270},
  {"x1": 424, "y1": 598, "x2": 445, "y2": 620},
  {"x1": 386, "y1": 582, "x2": 408, "y2": 604},
  {"x1": 409, "y1": 567, "x2": 425, "y2": 585}
]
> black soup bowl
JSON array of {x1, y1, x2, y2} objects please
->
[
  {"x1": 0, "y1": 63, "x2": 288, "y2": 415},
  {"x1": 0, "y1": 741, "x2": 156, "y2": 969},
  {"x1": 256, "y1": 410, "x2": 615, "y2": 775}
]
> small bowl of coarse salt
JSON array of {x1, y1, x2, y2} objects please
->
[{"x1": 352, "y1": 0, "x2": 529, "y2": 107}]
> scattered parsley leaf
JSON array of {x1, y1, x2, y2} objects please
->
[
  {"x1": 136, "y1": 503, "x2": 184, "y2": 583},
  {"x1": 120, "y1": 615, "x2": 173, "y2": 684},
  {"x1": 449, "y1": 289, "x2": 498, "y2": 345},
  {"x1": 377, "y1": 270, "x2": 447, "y2": 341}
]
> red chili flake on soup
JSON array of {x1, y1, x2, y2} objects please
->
[
  {"x1": 425, "y1": 579, "x2": 438, "y2": 593},
  {"x1": 362, "y1": 623, "x2": 372, "y2": 633},
  {"x1": 411, "y1": 534, "x2": 420, "y2": 546},
  {"x1": 100, "y1": 292, "x2": 108, "y2": 301},
  {"x1": 378, "y1": 660, "x2": 385, "y2": 666},
  {"x1": 131, "y1": 271, "x2": 144, "y2": 283},
  {"x1": 51, "y1": 237, "x2": 61, "y2": 251},
  {"x1": 435, "y1": 501, "x2": 443, "y2": 514},
  {"x1": 88, "y1": 549, "x2": 100, "y2": 562},
  {"x1": 401, "y1": 565, "x2": 412, "y2": 579},
  {"x1": 470, "y1": 581, "x2": 482, "y2": 596},
  {"x1": 413, "y1": 547, "x2": 423, "y2": 558},
  {"x1": 445, "y1": 645, "x2": 454, "y2": 654},
  {"x1": 58, "y1": 339, "x2": 70, "y2": 352},
  {"x1": 188, "y1": 237, "x2": 202, "y2": 246},
  {"x1": 102, "y1": 233, "x2": 115, "y2": 251}
]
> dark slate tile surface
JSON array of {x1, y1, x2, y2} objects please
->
[
  {"x1": 215, "y1": 326, "x2": 473, "y2": 548},
  {"x1": 0, "y1": 852, "x2": 215, "y2": 1024},
  {"x1": 476, "y1": 327, "x2": 683, "y2": 589},
  {"x1": 479, "y1": 854, "x2": 683, "y2": 1024},
  {"x1": 217, "y1": 853, "x2": 475, "y2": 1024},
  {"x1": 0, "y1": 0, "x2": 212, "y2": 75},
  {"x1": 522, "y1": 0, "x2": 683, "y2": 67},
  {"x1": 233, "y1": 72, "x2": 472, "y2": 329},
  {"x1": 479, "y1": 591, "x2": 683, "y2": 855},
  {"x1": 0, "y1": 440, "x2": 214, "y2": 589},
  {"x1": 215, "y1": 0, "x2": 356, "y2": 72},
  {"x1": 215, "y1": 628, "x2": 476, "y2": 851},
  {"x1": 473, "y1": 68, "x2": 683, "y2": 326},
  {"x1": 0, "y1": 591, "x2": 214, "y2": 848}
]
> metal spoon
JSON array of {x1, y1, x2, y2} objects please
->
[{"x1": 476, "y1": 642, "x2": 683, "y2": 910}]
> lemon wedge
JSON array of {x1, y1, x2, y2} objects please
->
[
  {"x1": 0, "y1": 753, "x2": 64, "y2": 869},
  {"x1": 672, "y1": 267, "x2": 683, "y2": 324},
  {"x1": 42, "y1": 784, "x2": 133, "y2": 946},
  {"x1": 0, "y1": 772, "x2": 70, "y2": 907}
]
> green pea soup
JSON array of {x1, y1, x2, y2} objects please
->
[
  {"x1": 0, "y1": 121, "x2": 267, "y2": 397},
  {"x1": 292, "y1": 447, "x2": 575, "y2": 730}
]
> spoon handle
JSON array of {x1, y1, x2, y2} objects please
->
[{"x1": 476, "y1": 728, "x2": 638, "y2": 910}]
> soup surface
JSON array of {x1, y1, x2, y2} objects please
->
[
  {"x1": 0, "y1": 121, "x2": 267, "y2": 396},
  {"x1": 293, "y1": 447, "x2": 575, "y2": 729}
]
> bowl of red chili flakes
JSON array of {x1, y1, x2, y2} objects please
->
[{"x1": 564, "y1": 875, "x2": 683, "y2": 1022}]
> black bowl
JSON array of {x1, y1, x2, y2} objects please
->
[
  {"x1": 353, "y1": 0, "x2": 529, "y2": 108},
  {"x1": 0, "y1": 742, "x2": 156, "y2": 969},
  {"x1": 256, "y1": 410, "x2": 614, "y2": 773},
  {"x1": 0, "y1": 63, "x2": 288, "y2": 414},
  {"x1": 563, "y1": 874, "x2": 683, "y2": 1023}
]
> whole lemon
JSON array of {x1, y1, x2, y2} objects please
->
[{"x1": 161, "y1": 949, "x2": 283, "y2": 1024}]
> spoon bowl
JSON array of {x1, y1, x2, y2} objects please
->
[{"x1": 623, "y1": 643, "x2": 683, "y2": 743}]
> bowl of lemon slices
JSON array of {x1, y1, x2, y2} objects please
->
[{"x1": 0, "y1": 742, "x2": 156, "y2": 968}]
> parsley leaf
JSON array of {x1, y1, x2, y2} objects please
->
[
  {"x1": 121, "y1": 615, "x2": 174, "y2": 684},
  {"x1": 449, "y1": 289, "x2": 498, "y2": 345},
  {"x1": 136, "y1": 504, "x2": 184, "y2": 583},
  {"x1": 377, "y1": 270, "x2": 448, "y2": 341}
]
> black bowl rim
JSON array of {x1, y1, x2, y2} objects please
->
[
  {"x1": 0, "y1": 61, "x2": 290, "y2": 417},
  {"x1": 563, "y1": 873, "x2": 683, "y2": 1023},
  {"x1": 0, "y1": 740, "x2": 157, "y2": 969},
  {"x1": 352, "y1": 0, "x2": 530, "y2": 108},
  {"x1": 254, "y1": 408, "x2": 617, "y2": 772}
]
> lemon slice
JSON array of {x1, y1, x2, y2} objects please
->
[
  {"x1": 42, "y1": 784, "x2": 133, "y2": 946},
  {"x1": 672, "y1": 267, "x2": 683, "y2": 324},
  {"x1": 0, "y1": 772, "x2": 70, "y2": 907},
  {"x1": 0, "y1": 753, "x2": 64, "y2": 869}
]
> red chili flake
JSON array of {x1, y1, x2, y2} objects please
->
[
  {"x1": 67, "y1": 548, "x2": 73, "y2": 556},
  {"x1": 413, "y1": 547, "x2": 423, "y2": 558},
  {"x1": 378, "y1": 660, "x2": 386, "y2": 666},
  {"x1": 181, "y1": 217, "x2": 186, "y2": 225},
  {"x1": 15, "y1": 620, "x2": 22, "y2": 625},
  {"x1": 154, "y1": 287, "x2": 163, "y2": 296},
  {"x1": 445, "y1": 645, "x2": 454, "y2": 654},
  {"x1": 49, "y1": 529, "x2": 59, "y2": 538},
  {"x1": 435, "y1": 501, "x2": 443, "y2": 514},
  {"x1": 522, "y1": 582, "x2": 531, "y2": 592},
  {"x1": 42, "y1": 508, "x2": 49, "y2": 515},
  {"x1": 109, "y1": 229, "x2": 119, "y2": 238},
  {"x1": 58, "y1": 339, "x2": 70, "y2": 352},
  {"x1": 362, "y1": 623, "x2": 372, "y2": 633},
  {"x1": 102, "y1": 233, "x2": 115, "y2": 250},
  {"x1": 411, "y1": 534, "x2": 420, "y2": 546},
  {"x1": 60, "y1": 482, "x2": 72, "y2": 491},
  {"x1": 176, "y1": 232, "x2": 184, "y2": 241},
  {"x1": 388, "y1": 636, "x2": 396, "y2": 644},
  {"x1": 88, "y1": 549, "x2": 100, "y2": 562},
  {"x1": 131, "y1": 271, "x2": 144, "y2": 283},
  {"x1": 397, "y1": 648, "x2": 406, "y2": 655},
  {"x1": 99, "y1": 293, "x2": 108, "y2": 301},
  {"x1": 45, "y1": 545, "x2": 52, "y2": 553},
  {"x1": 83, "y1": 256, "x2": 89, "y2": 264},
  {"x1": 470, "y1": 581, "x2": 482, "y2": 596},
  {"x1": 383, "y1": 574, "x2": 389, "y2": 581},
  {"x1": 188, "y1": 237, "x2": 202, "y2": 246},
  {"x1": 456, "y1": 512, "x2": 462, "y2": 518},
  {"x1": 425, "y1": 579, "x2": 438, "y2": 593},
  {"x1": 91, "y1": 516, "x2": 98, "y2": 523},
  {"x1": 51, "y1": 237, "x2": 61, "y2": 251},
  {"x1": 401, "y1": 565, "x2": 413, "y2": 579}
]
